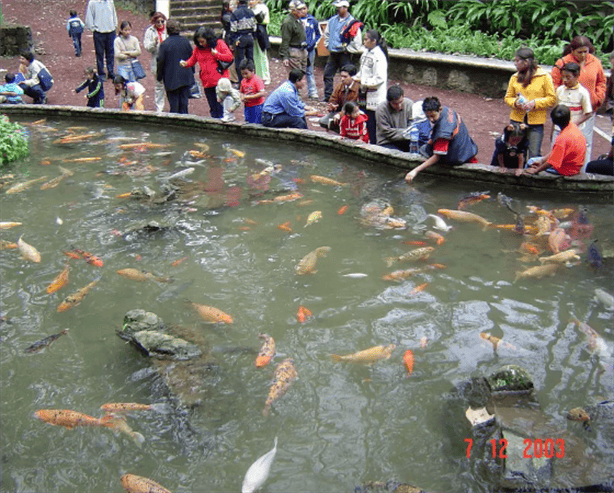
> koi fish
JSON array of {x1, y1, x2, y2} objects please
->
[
  {"x1": 35, "y1": 409, "x2": 117, "y2": 430},
  {"x1": 29, "y1": 118, "x2": 47, "y2": 125},
  {"x1": 304, "y1": 210, "x2": 322, "y2": 227},
  {"x1": 194, "y1": 142, "x2": 210, "y2": 151},
  {"x1": 57, "y1": 277, "x2": 100, "y2": 312},
  {"x1": 166, "y1": 167, "x2": 194, "y2": 181},
  {"x1": 255, "y1": 333, "x2": 275, "y2": 367},
  {"x1": 403, "y1": 349, "x2": 414, "y2": 376},
  {"x1": 188, "y1": 300, "x2": 234, "y2": 324},
  {"x1": 337, "y1": 205, "x2": 349, "y2": 215},
  {"x1": 409, "y1": 282, "x2": 429, "y2": 295},
  {"x1": 437, "y1": 209, "x2": 491, "y2": 229},
  {"x1": 551, "y1": 208, "x2": 575, "y2": 219},
  {"x1": 100, "y1": 402, "x2": 171, "y2": 415},
  {"x1": 384, "y1": 247, "x2": 435, "y2": 268},
  {"x1": 17, "y1": 236, "x2": 41, "y2": 263},
  {"x1": 539, "y1": 249, "x2": 579, "y2": 265},
  {"x1": 188, "y1": 149, "x2": 209, "y2": 159},
  {"x1": 310, "y1": 174, "x2": 347, "y2": 186},
  {"x1": 62, "y1": 157, "x2": 102, "y2": 163},
  {"x1": 0, "y1": 221, "x2": 22, "y2": 229},
  {"x1": 480, "y1": 332, "x2": 501, "y2": 352},
  {"x1": 342, "y1": 273, "x2": 368, "y2": 278},
  {"x1": 73, "y1": 249, "x2": 104, "y2": 267},
  {"x1": 63, "y1": 250, "x2": 82, "y2": 260},
  {"x1": 594, "y1": 288, "x2": 614, "y2": 310},
  {"x1": 40, "y1": 167, "x2": 74, "y2": 190},
  {"x1": 381, "y1": 263, "x2": 445, "y2": 281},
  {"x1": 295, "y1": 246, "x2": 331, "y2": 275},
  {"x1": 331, "y1": 343, "x2": 396, "y2": 364},
  {"x1": 5, "y1": 176, "x2": 47, "y2": 194},
  {"x1": 296, "y1": 305, "x2": 313, "y2": 323},
  {"x1": 46, "y1": 264, "x2": 70, "y2": 294},
  {"x1": 425, "y1": 231, "x2": 445, "y2": 245},
  {"x1": 115, "y1": 192, "x2": 132, "y2": 199},
  {"x1": 242, "y1": 436, "x2": 278, "y2": 493},
  {"x1": 526, "y1": 205, "x2": 557, "y2": 222},
  {"x1": 296, "y1": 199, "x2": 314, "y2": 207},
  {"x1": 258, "y1": 192, "x2": 304, "y2": 205},
  {"x1": 120, "y1": 474, "x2": 172, "y2": 493},
  {"x1": 116, "y1": 268, "x2": 173, "y2": 283},
  {"x1": 263, "y1": 358, "x2": 297, "y2": 416},
  {"x1": 0, "y1": 240, "x2": 18, "y2": 250},
  {"x1": 118, "y1": 142, "x2": 168, "y2": 149},
  {"x1": 569, "y1": 316, "x2": 612, "y2": 371},
  {"x1": 402, "y1": 240, "x2": 428, "y2": 246},
  {"x1": 519, "y1": 242, "x2": 542, "y2": 255},
  {"x1": 53, "y1": 132, "x2": 103, "y2": 144},
  {"x1": 457, "y1": 191, "x2": 490, "y2": 210},
  {"x1": 170, "y1": 256, "x2": 189, "y2": 267},
  {"x1": 420, "y1": 336, "x2": 428, "y2": 349},
  {"x1": 228, "y1": 148, "x2": 245, "y2": 158},
  {"x1": 534, "y1": 215, "x2": 553, "y2": 236},
  {"x1": 428, "y1": 214, "x2": 453, "y2": 232},
  {"x1": 513, "y1": 264, "x2": 558, "y2": 283},
  {"x1": 586, "y1": 240, "x2": 603, "y2": 270},
  {"x1": 277, "y1": 221, "x2": 292, "y2": 233},
  {"x1": 24, "y1": 329, "x2": 69, "y2": 353}
]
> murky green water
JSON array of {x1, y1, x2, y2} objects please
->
[{"x1": 1, "y1": 118, "x2": 612, "y2": 493}]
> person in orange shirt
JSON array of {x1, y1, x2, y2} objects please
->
[
  {"x1": 523, "y1": 105, "x2": 585, "y2": 176},
  {"x1": 551, "y1": 36, "x2": 606, "y2": 163}
]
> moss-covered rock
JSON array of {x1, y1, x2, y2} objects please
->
[
  {"x1": 487, "y1": 365, "x2": 534, "y2": 393},
  {"x1": 118, "y1": 309, "x2": 166, "y2": 340},
  {"x1": 132, "y1": 330, "x2": 202, "y2": 360}
]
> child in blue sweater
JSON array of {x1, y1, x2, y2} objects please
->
[
  {"x1": 75, "y1": 67, "x2": 105, "y2": 108},
  {"x1": 0, "y1": 73, "x2": 24, "y2": 104},
  {"x1": 66, "y1": 10, "x2": 85, "y2": 57}
]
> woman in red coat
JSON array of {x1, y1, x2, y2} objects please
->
[{"x1": 181, "y1": 26, "x2": 233, "y2": 118}]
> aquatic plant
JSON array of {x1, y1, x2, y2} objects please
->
[{"x1": 0, "y1": 115, "x2": 29, "y2": 166}]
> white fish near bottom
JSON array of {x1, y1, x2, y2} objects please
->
[
  {"x1": 342, "y1": 273, "x2": 368, "y2": 278},
  {"x1": 242, "y1": 436, "x2": 278, "y2": 493},
  {"x1": 594, "y1": 288, "x2": 614, "y2": 310},
  {"x1": 428, "y1": 214, "x2": 453, "y2": 232}
]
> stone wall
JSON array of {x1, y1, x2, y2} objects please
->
[{"x1": 0, "y1": 25, "x2": 32, "y2": 57}]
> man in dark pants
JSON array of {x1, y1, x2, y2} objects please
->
[
  {"x1": 228, "y1": 0, "x2": 256, "y2": 85},
  {"x1": 157, "y1": 19, "x2": 195, "y2": 114},
  {"x1": 322, "y1": 0, "x2": 362, "y2": 101},
  {"x1": 279, "y1": 0, "x2": 307, "y2": 75},
  {"x1": 261, "y1": 68, "x2": 308, "y2": 129},
  {"x1": 85, "y1": 0, "x2": 118, "y2": 81}
]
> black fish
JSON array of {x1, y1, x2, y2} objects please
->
[
  {"x1": 24, "y1": 329, "x2": 69, "y2": 353},
  {"x1": 587, "y1": 240, "x2": 603, "y2": 270},
  {"x1": 513, "y1": 214, "x2": 525, "y2": 235},
  {"x1": 496, "y1": 192, "x2": 519, "y2": 216}
]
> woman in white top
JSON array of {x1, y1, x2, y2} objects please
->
[
  {"x1": 143, "y1": 12, "x2": 168, "y2": 112},
  {"x1": 355, "y1": 29, "x2": 388, "y2": 144},
  {"x1": 114, "y1": 20, "x2": 142, "y2": 82}
]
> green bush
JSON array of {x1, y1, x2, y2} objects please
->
[{"x1": 0, "y1": 115, "x2": 29, "y2": 166}]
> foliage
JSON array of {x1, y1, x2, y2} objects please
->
[{"x1": 0, "y1": 115, "x2": 29, "y2": 166}]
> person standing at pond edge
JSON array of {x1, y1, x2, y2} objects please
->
[
  {"x1": 302, "y1": 4, "x2": 321, "y2": 99},
  {"x1": 143, "y1": 12, "x2": 168, "y2": 112},
  {"x1": 504, "y1": 47, "x2": 556, "y2": 159},
  {"x1": 85, "y1": 0, "x2": 118, "y2": 81},
  {"x1": 322, "y1": 0, "x2": 363, "y2": 101},
  {"x1": 114, "y1": 20, "x2": 142, "y2": 83},
  {"x1": 551, "y1": 36, "x2": 606, "y2": 165},
  {"x1": 405, "y1": 96, "x2": 478, "y2": 183}
]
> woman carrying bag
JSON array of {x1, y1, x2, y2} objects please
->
[{"x1": 114, "y1": 20, "x2": 144, "y2": 82}]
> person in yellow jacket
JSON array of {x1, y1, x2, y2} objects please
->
[{"x1": 504, "y1": 47, "x2": 556, "y2": 158}]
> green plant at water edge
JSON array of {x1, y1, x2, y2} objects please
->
[{"x1": 0, "y1": 115, "x2": 30, "y2": 166}]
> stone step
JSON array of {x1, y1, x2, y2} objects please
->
[
  {"x1": 170, "y1": 5, "x2": 219, "y2": 16},
  {"x1": 171, "y1": 0, "x2": 220, "y2": 8}
]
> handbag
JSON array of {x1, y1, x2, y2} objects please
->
[
  {"x1": 37, "y1": 68, "x2": 54, "y2": 91},
  {"x1": 217, "y1": 59, "x2": 233, "y2": 75},
  {"x1": 131, "y1": 59, "x2": 146, "y2": 80}
]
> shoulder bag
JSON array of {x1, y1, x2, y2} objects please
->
[{"x1": 37, "y1": 68, "x2": 54, "y2": 91}]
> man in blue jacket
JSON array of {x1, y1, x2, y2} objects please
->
[
  {"x1": 322, "y1": 0, "x2": 362, "y2": 101},
  {"x1": 302, "y1": 5, "x2": 321, "y2": 100},
  {"x1": 261, "y1": 68, "x2": 308, "y2": 129}
]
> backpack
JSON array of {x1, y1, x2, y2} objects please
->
[
  {"x1": 340, "y1": 19, "x2": 363, "y2": 48},
  {"x1": 69, "y1": 19, "x2": 83, "y2": 36}
]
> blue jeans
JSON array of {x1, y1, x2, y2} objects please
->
[
  {"x1": 71, "y1": 33, "x2": 82, "y2": 56},
  {"x1": 306, "y1": 49, "x2": 317, "y2": 97},
  {"x1": 512, "y1": 120, "x2": 543, "y2": 159},
  {"x1": 244, "y1": 104, "x2": 263, "y2": 124},
  {"x1": 234, "y1": 34, "x2": 254, "y2": 84},
  {"x1": 261, "y1": 111, "x2": 307, "y2": 129},
  {"x1": 204, "y1": 86, "x2": 223, "y2": 118},
  {"x1": 93, "y1": 31, "x2": 115, "y2": 78},
  {"x1": 20, "y1": 83, "x2": 46, "y2": 103}
]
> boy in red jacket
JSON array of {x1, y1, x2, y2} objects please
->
[{"x1": 339, "y1": 101, "x2": 369, "y2": 143}]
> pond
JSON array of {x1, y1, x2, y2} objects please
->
[{"x1": 1, "y1": 117, "x2": 612, "y2": 493}]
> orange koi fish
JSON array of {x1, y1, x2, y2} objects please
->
[
  {"x1": 519, "y1": 242, "x2": 541, "y2": 255},
  {"x1": 34, "y1": 409, "x2": 128, "y2": 433},
  {"x1": 514, "y1": 264, "x2": 558, "y2": 283},
  {"x1": 30, "y1": 118, "x2": 47, "y2": 125},
  {"x1": 228, "y1": 148, "x2": 245, "y2": 158},
  {"x1": 62, "y1": 157, "x2": 102, "y2": 163},
  {"x1": 115, "y1": 192, "x2": 132, "y2": 199},
  {"x1": 171, "y1": 256, "x2": 188, "y2": 267},
  {"x1": 331, "y1": 344, "x2": 396, "y2": 364},
  {"x1": 255, "y1": 333, "x2": 276, "y2": 367},
  {"x1": 551, "y1": 208, "x2": 575, "y2": 219},
  {"x1": 277, "y1": 221, "x2": 292, "y2": 233},
  {"x1": 120, "y1": 474, "x2": 172, "y2": 493},
  {"x1": 188, "y1": 300, "x2": 234, "y2": 324},
  {"x1": 263, "y1": 358, "x2": 297, "y2": 417},
  {"x1": 480, "y1": 332, "x2": 500, "y2": 352},
  {"x1": 337, "y1": 205, "x2": 349, "y2": 215},
  {"x1": 310, "y1": 175, "x2": 347, "y2": 186},
  {"x1": 425, "y1": 231, "x2": 445, "y2": 245},
  {"x1": 402, "y1": 240, "x2": 428, "y2": 246},
  {"x1": 117, "y1": 268, "x2": 173, "y2": 283},
  {"x1": 296, "y1": 305, "x2": 313, "y2": 323},
  {"x1": 548, "y1": 227, "x2": 571, "y2": 254},
  {"x1": 46, "y1": 264, "x2": 70, "y2": 294},
  {"x1": 5, "y1": 176, "x2": 47, "y2": 194},
  {"x1": 403, "y1": 349, "x2": 414, "y2": 376},
  {"x1": 57, "y1": 277, "x2": 100, "y2": 312},
  {"x1": 526, "y1": 205, "x2": 557, "y2": 222},
  {"x1": 0, "y1": 240, "x2": 19, "y2": 250},
  {"x1": 457, "y1": 192, "x2": 490, "y2": 210},
  {"x1": 384, "y1": 247, "x2": 435, "y2": 268},
  {"x1": 409, "y1": 283, "x2": 429, "y2": 295},
  {"x1": 100, "y1": 402, "x2": 170, "y2": 415},
  {"x1": 437, "y1": 209, "x2": 491, "y2": 229},
  {"x1": 63, "y1": 250, "x2": 82, "y2": 260},
  {"x1": 0, "y1": 221, "x2": 22, "y2": 229},
  {"x1": 73, "y1": 249, "x2": 104, "y2": 267},
  {"x1": 295, "y1": 246, "x2": 331, "y2": 275},
  {"x1": 53, "y1": 133, "x2": 100, "y2": 144},
  {"x1": 188, "y1": 149, "x2": 209, "y2": 159},
  {"x1": 118, "y1": 142, "x2": 168, "y2": 150}
]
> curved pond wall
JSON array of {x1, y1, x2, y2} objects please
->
[{"x1": 2, "y1": 104, "x2": 613, "y2": 194}]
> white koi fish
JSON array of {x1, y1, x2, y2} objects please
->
[
  {"x1": 242, "y1": 436, "x2": 278, "y2": 493},
  {"x1": 428, "y1": 214, "x2": 453, "y2": 232}
]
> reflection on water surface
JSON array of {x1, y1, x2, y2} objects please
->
[{"x1": 1, "y1": 119, "x2": 612, "y2": 493}]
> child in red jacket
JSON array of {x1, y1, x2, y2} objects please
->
[{"x1": 339, "y1": 101, "x2": 369, "y2": 143}]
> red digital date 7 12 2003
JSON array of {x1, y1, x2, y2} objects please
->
[{"x1": 464, "y1": 438, "x2": 565, "y2": 459}]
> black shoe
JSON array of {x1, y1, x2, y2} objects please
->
[
  {"x1": 76, "y1": 53, "x2": 81, "y2": 57},
  {"x1": 107, "y1": 73, "x2": 115, "y2": 81}
]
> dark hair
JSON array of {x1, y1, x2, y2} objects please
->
[
  {"x1": 70, "y1": 10, "x2": 77, "y2": 17},
  {"x1": 84, "y1": 66, "x2": 96, "y2": 75},
  {"x1": 194, "y1": 26, "x2": 218, "y2": 49},
  {"x1": 551, "y1": 104, "x2": 571, "y2": 129},
  {"x1": 113, "y1": 75, "x2": 127, "y2": 85},
  {"x1": 515, "y1": 47, "x2": 538, "y2": 87},
  {"x1": 561, "y1": 62, "x2": 580, "y2": 77},
  {"x1": 119, "y1": 20, "x2": 132, "y2": 31},
  {"x1": 386, "y1": 85, "x2": 404, "y2": 102},
  {"x1": 151, "y1": 12, "x2": 167, "y2": 24},
  {"x1": 5, "y1": 73, "x2": 15, "y2": 84},
  {"x1": 343, "y1": 101, "x2": 358, "y2": 114},
  {"x1": 365, "y1": 30, "x2": 388, "y2": 61},
  {"x1": 166, "y1": 19, "x2": 181, "y2": 35},
  {"x1": 422, "y1": 96, "x2": 441, "y2": 112},
  {"x1": 20, "y1": 52, "x2": 35, "y2": 62},
  {"x1": 563, "y1": 35, "x2": 595, "y2": 57},
  {"x1": 503, "y1": 122, "x2": 527, "y2": 143},
  {"x1": 289, "y1": 68, "x2": 305, "y2": 84},
  {"x1": 239, "y1": 59, "x2": 255, "y2": 72},
  {"x1": 340, "y1": 64, "x2": 357, "y2": 77}
]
